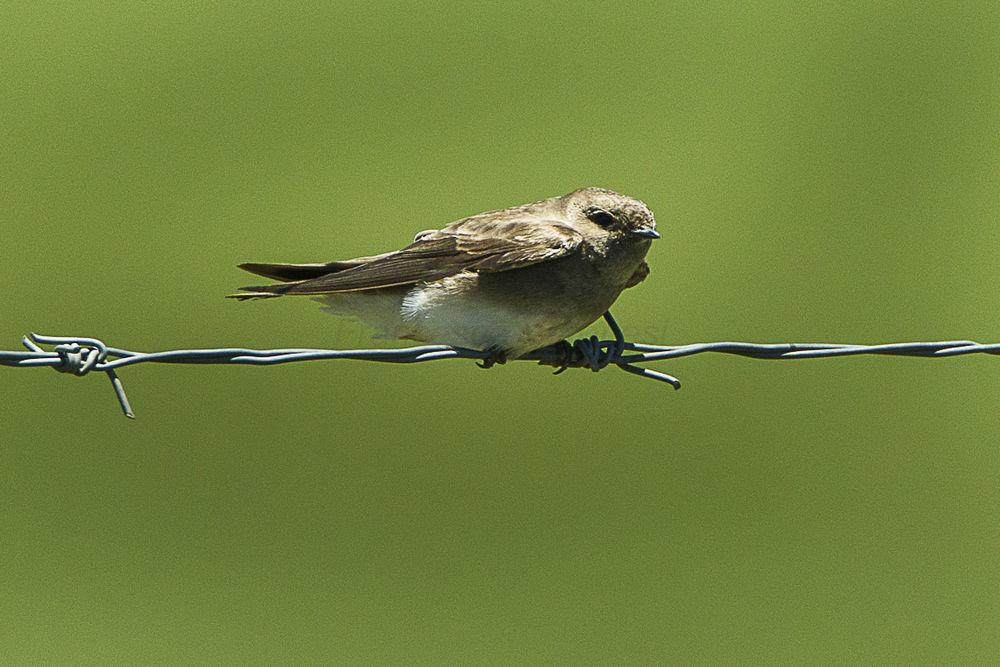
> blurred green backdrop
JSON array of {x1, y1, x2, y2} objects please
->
[{"x1": 2, "y1": 2, "x2": 999, "y2": 662}]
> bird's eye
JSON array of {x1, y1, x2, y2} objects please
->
[{"x1": 586, "y1": 208, "x2": 617, "y2": 228}]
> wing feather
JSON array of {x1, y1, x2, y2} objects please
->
[{"x1": 236, "y1": 220, "x2": 582, "y2": 297}]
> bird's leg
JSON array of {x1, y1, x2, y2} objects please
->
[{"x1": 476, "y1": 345, "x2": 509, "y2": 369}]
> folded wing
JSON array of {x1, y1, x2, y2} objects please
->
[{"x1": 231, "y1": 220, "x2": 583, "y2": 297}]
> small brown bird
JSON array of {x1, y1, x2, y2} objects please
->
[{"x1": 230, "y1": 187, "x2": 659, "y2": 360}]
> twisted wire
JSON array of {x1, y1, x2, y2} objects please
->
[{"x1": 1, "y1": 312, "x2": 996, "y2": 418}]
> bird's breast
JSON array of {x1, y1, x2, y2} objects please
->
[{"x1": 399, "y1": 244, "x2": 646, "y2": 356}]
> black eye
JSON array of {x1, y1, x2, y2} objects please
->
[{"x1": 586, "y1": 208, "x2": 617, "y2": 228}]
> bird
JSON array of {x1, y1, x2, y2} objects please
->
[{"x1": 229, "y1": 187, "x2": 659, "y2": 363}]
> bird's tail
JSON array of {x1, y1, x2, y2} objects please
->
[
  {"x1": 227, "y1": 260, "x2": 365, "y2": 300},
  {"x1": 238, "y1": 261, "x2": 350, "y2": 282},
  {"x1": 225, "y1": 288, "x2": 287, "y2": 301}
]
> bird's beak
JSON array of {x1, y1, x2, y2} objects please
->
[{"x1": 633, "y1": 227, "x2": 660, "y2": 239}]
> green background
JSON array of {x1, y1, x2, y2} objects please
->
[{"x1": 2, "y1": 2, "x2": 999, "y2": 662}]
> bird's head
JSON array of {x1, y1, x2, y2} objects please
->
[{"x1": 564, "y1": 187, "x2": 660, "y2": 242}]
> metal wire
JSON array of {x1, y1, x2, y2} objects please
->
[{"x1": 1, "y1": 312, "x2": 997, "y2": 419}]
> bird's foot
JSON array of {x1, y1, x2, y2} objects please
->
[
  {"x1": 476, "y1": 346, "x2": 509, "y2": 369},
  {"x1": 552, "y1": 312, "x2": 628, "y2": 374},
  {"x1": 551, "y1": 340, "x2": 576, "y2": 375}
]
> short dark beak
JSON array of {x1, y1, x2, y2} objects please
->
[{"x1": 633, "y1": 227, "x2": 660, "y2": 239}]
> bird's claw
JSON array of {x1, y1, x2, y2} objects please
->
[
  {"x1": 477, "y1": 346, "x2": 508, "y2": 369},
  {"x1": 551, "y1": 311, "x2": 628, "y2": 374},
  {"x1": 551, "y1": 340, "x2": 575, "y2": 375}
]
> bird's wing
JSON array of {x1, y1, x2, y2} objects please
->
[{"x1": 236, "y1": 220, "x2": 583, "y2": 296}]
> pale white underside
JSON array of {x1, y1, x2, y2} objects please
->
[{"x1": 314, "y1": 271, "x2": 574, "y2": 357}]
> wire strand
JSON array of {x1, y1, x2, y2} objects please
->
[{"x1": 1, "y1": 312, "x2": 996, "y2": 418}]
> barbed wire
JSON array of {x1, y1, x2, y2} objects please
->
[{"x1": 2, "y1": 312, "x2": 997, "y2": 419}]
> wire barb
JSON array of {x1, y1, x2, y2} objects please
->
[
  {"x1": 14, "y1": 333, "x2": 135, "y2": 418},
  {"x1": 1, "y1": 313, "x2": 997, "y2": 418}
]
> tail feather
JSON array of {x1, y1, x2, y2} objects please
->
[
  {"x1": 239, "y1": 262, "x2": 335, "y2": 282},
  {"x1": 226, "y1": 283, "x2": 291, "y2": 300},
  {"x1": 232, "y1": 255, "x2": 391, "y2": 300},
  {"x1": 230, "y1": 261, "x2": 347, "y2": 301},
  {"x1": 237, "y1": 258, "x2": 383, "y2": 282},
  {"x1": 226, "y1": 293, "x2": 283, "y2": 301}
]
